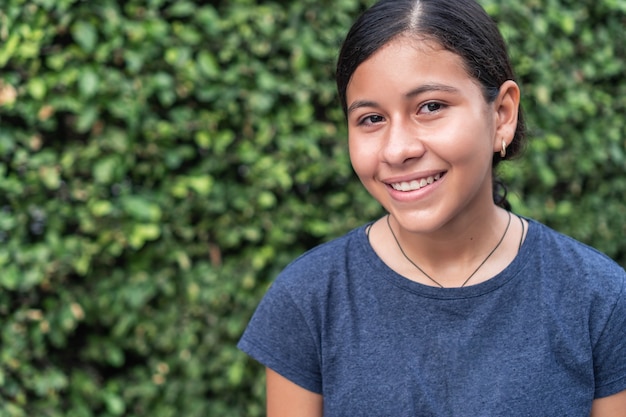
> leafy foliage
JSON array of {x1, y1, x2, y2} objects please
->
[{"x1": 0, "y1": 0, "x2": 623, "y2": 415}]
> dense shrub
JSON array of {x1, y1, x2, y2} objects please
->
[{"x1": 0, "y1": 0, "x2": 623, "y2": 415}]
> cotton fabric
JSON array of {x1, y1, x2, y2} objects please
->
[{"x1": 238, "y1": 218, "x2": 626, "y2": 416}]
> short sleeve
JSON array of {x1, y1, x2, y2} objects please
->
[
  {"x1": 593, "y1": 273, "x2": 626, "y2": 398},
  {"x1": 238, "y1": 279, "x2": 322, "y2": 394}
]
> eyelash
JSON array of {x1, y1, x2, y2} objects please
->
[
  {"x1": 422, "y1": 101, "x2": 445, "y2": 113},
  {"x1": 356, "y1": 101, "x2": 446, "y2": 126},
  {"x1": 358, "y1": 114, "x2": 385, "y2": 126}
]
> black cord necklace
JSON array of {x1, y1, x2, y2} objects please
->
[{"x1": 386, "y1": 211, "x2": 512, "y2": 288}]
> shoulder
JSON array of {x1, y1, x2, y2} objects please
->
[
  {"x1": 522, "y1": 219, "x2": 625, "y2": 320},
  {"x1": 528, "y1": 219, "x2": 625, "y2": 284},
  {"x1": 521, "y1": 219, "x2": 626, "y2": 397},
  {"x1": 273, "y1": 224, "x2": 372, "y2": 292},
  {"x1": 524, "y1": 219, "x2": 625, "y2": 332}
]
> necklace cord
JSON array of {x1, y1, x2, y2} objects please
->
[
  {"x1": 386, "y1": 211, "x2": 512, "y2": 288},
  {"x1": 518, "y1": 215, "x2": 525, "y2": 251}
]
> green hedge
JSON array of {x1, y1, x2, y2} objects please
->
[{"x1": 0, "y1": 0, "x2": 623, "y2": 415}]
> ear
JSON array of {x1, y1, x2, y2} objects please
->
[{"x1": 492, "y1": 80, "x2": 520, "y2": 152}]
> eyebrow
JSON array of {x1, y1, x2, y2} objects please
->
[{"x1": 347, "y1": 83, "x2": 460, "y2": 116}]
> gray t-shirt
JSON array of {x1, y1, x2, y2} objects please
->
[{"x1": 238, "y1": 218, "x2": 626, "y2": 416}]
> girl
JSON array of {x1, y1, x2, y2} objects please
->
[{"x1": 239, "y1": 0, "x2": 626, "y2": 415}]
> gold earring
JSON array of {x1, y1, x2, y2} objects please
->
[{"x1": 500, "y1": 139, "x2": 507, "y2": 158}]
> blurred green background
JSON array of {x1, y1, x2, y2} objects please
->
[{"x1": 0, "y1": 0, "x2": 624, "y2": 415}]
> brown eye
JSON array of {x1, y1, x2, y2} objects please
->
[
  {"x1": 422, "y1": 102, "x2": 443, "y2": 113},
  {"x1": 359, "y1": 114, "x2": 385, "y2": 126}
]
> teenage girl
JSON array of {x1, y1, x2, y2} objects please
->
[{"x1": 239, "y1": 0, "x2": 626, "y2": 415}]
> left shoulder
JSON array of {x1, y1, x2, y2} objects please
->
[{"x1": 528, "y1": 219, "x2": 625, "y2": 283}]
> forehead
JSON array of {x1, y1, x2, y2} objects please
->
[{"x1": 346, "y1": 37, "x2": 478, "y2": 101}]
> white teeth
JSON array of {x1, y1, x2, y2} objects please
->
[{"x1": 391, "y1": 173, "x2": 443, "y2": 191}]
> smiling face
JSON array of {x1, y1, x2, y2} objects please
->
[{"x1": 346, "y1": 36, "x2": 505, "y2": 235}]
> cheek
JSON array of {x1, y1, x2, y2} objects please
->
[
  {"x1": 348, "y1": 135, "x2": 374, "y2": 177},
  {"x1": 437, "y1": 121, "x2": 493, "y2": 162}
]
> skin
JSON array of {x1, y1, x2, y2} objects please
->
[
  {"x1": 266, "y1": 368, "x2": 322, "y2": 416},
  {"x1": 265, "y1": 36, "x2": 626, "y2": 416},
  {"x1": 590, "y1": 390, "x2": 626, "y2": 416}
]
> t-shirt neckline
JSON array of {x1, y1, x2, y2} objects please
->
[{"x1": 356, "y1": 216, "x2": 537, "y2": 300}]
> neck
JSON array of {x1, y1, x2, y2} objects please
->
[{"x1": 382, "y1": 206, "x2": 513, "y2": 287}]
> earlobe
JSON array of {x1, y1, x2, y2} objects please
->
[{"x1": 493, "y1": 80, "x2": 521, "y2": 150}]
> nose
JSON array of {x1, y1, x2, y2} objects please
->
[{"x1": 381, "y1": 118, "x2": 426, "y2": 165}]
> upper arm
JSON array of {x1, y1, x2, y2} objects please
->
[
  {"x1": 266, "y1": 367, "x2": 323, "y2": 417},
  {"x1": 590, "y1": 389, "x2": 626, "y2": 417}
]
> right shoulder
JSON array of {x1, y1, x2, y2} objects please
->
[
  {"x1": 237, "y1": 224, "x2": 374, "y2": 394},
  {"x1": 273, "y1": 225, "x2": 371, "y2": 294}
]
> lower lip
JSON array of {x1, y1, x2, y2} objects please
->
[{"x1": 386, "y1": 175, "x2": 445, "y2": 202}]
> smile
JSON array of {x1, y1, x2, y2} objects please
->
[{"x1": 390, "y1": 173, "x2": 444, "y2": 192}]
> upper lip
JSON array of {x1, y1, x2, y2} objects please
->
[{"x1": 382, "y1": 170, "x2": 446, "y2": 185}]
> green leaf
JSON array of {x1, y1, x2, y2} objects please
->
[
  {"x1": 197, "y1": 51, "x2": 219, "y2": 78},
  {"x1": 120, "y1": 196, "x2": 162, "y2": 222},
  {"x1": 103, "y1": 392, "x2": 126, "y2": 415},
  {"x1": 27, "y1": 78, "x2": 47, "y2": 100},
  {"x1": 0, "y1": 33, "x2": 20, "y2": 66},
  {"x1": 71, "y1": 21, "x2": 97, "y2": 53},
  {"x1": 128, "y1": 223, "x2": 161, "y2": 249},
  {"x1": 78, "y1": 69, "x2": 99, "y2": 97},
  {"x1": 93, "y1": 155, "x2": 120, "y2": 184}
]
